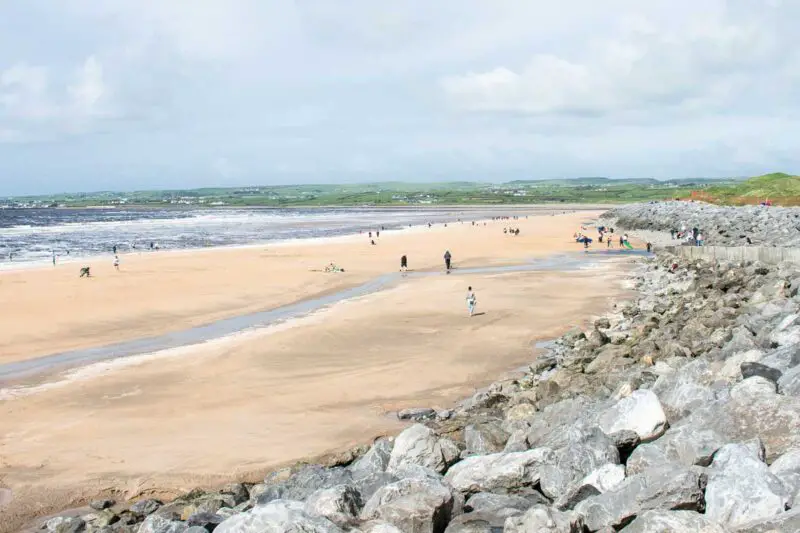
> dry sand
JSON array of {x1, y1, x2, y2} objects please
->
[{"x1": 0, "y1": 211, "x2": 633, "y2": 532}]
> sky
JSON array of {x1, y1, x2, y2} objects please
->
[{"x1": 1, "y1": 0, "x2": 799, "y2": 195}]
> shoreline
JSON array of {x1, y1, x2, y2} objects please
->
[{"x1": 0, "y1": 204, "x2": 605, "y2": 273}]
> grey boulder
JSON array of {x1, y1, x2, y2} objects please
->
[
  {"x1": 620, "y1": 510, "x2": 725, "y2": 533},
  {"x1": 704, "y1": 443, "x2": 790, "y2": 529},
  {"x1": 538, "y1": 427, "x2": 619, "y2": 499},
  {"x1": 215, "y1": 500, "x2": 344, "y2": 533},
  {"x1": 769, "y1": 447, "x2": 800, "y2": 507},
  {"x1": 360, "y1": 477, "x2": 457, "y2": 533},
  {"x1": 304, "y1": 485, "x2": 362, "y2": 528},
  {"x1": 598, "y1": 390, "x2": 667, "y2": 442},
  {"x1": 444, "y1": 448, "x2": 554, "y2": 494},
  {"x1": 574, "y1": 465, "x2": 706, "y2": 531},
  {"x1": 137, "y1": 515, "x2": 188, "y2": 533},
  {"x1": 463, "y1": 421, "x2": 509, "y2": 455},
  {"x1": 503, "y1": 505, "x2": 584, "y2": 533},
  {"x1": 388, "y1": 424, "x2": 460, "y2": 474}
]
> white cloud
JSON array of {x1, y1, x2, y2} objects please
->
[
  {"x1": 68, "y1": 56, "x2": 108, "y2": 117},
  {"x1": 440, "y1": 5, "x2": 795, "y2": 117}
]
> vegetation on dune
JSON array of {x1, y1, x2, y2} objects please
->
[{"x1": 695, "y1": 173, "x2": 800, "y2": 206}]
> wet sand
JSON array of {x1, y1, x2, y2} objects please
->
[{"x1": 0, "y1": 211, "x2": 632, "y2": 532}]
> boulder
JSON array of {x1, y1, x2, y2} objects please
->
[
  {"x1": 608, "y1": 430, "x2": 640, "y2": 463},
  {"x1": 769, "y1": 448, "x2": 800, "y2": 507},
  {"x1": 463, "y1": 493, "x2": 537, "y2": 514},
  {"x1": 358, "y1": 522, "x2": 404, "y2": 533},
  {"x1": 350, "y1": 438, "x2": 393, "y2": 478},
  {"x1": 627, "y1": 425, "x2": 727, "y2": 475},
  {"x1": 778, "y1": 364, "x2": 800, "y2": 396},
  {"x1": 44, "y1": 517, "x2": 86, "y2": 533},
  {"x1": 215, "y1": 500, "x2": 343, "y2": 533},
  {"x1": 90, "y1": 500, "x2": 116, "y2": 511},
  {"x1": 444, "y1": 448, "x2": 554, "y2": 494},
  {"x1": 442, "y1": 509, "x2": 521, "y2": 533},
  {"x1": 388, "y1": 424, "x2": 459, "y2": 474},
  {"x1": 538, "y1": 427, "x2": 619, "y2": 499},
  {"x1": 503, "y1": 505, "x2": 584, "y2": 533},
  {"x1": 463, "y1": 421, "x2": 509, "y2": 455},
  {"x1": 398, "y1": 408, "x2": 435, "y2": 421},
  {"x1": 704, "y1": 443, "x2": 790, "y2": 529},
  {"x1": 304, "y1": 485, "x2": 362, "y2": 528},
  {"x1": 574, "y1": 465, "x2": 706, "y2": 531},
  {"x1": 621, "y1": 510, "x2": 726, "y2": 533},
  {"x1": 651, "y1": 360, "x2": 716, "y2": 422},
  {"x1": 221, "y1": 484, "x2": 250, "y2": 507},
  {"x1": 597, "y1": 390, "x2": 667, "y2": 442},
  {"x1": 360, "y1": 477, "x2": 456, "y2": 533},
  {"x1": 682, "y1": 377, "x2": 800, "y2": 461},
  {"x1": 257, "y1": 466, "x2": 353, "y2": 504},
  {"x1": 734, "y1": 508, "x2": 800, "y2": 533},
  {"x1": 741, "y1": 362, "x2": 783, "y2": 384},
  {"x1": 130, "y1": 499, "x2": 163, "y2": 518},
  {"x1": 137, "y1": 515, "x2": 189, "y2": 533},
  {"x1": 185, "y1": 512, "x2": 225, "y2": 531},
  {"x1": 554, "y1": 464, "x2": 626, "y2": 511}
]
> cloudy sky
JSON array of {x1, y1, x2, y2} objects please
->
[{"x1": 1, "y1": 0, "x2": 798, "y2": 195}]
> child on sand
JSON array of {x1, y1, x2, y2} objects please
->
[
  {"x1": 400, "y1": 255, "x2": 408, "y2": 272},
  {"x1": 466, "y1": 286, "x2": 477, "y2": 317},
  {"x1": 114, "y1": 255, "x2": 120, "y2": 271}
]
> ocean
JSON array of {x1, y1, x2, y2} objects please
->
[{"x1": 0, "y1": 206, "x2": 555, "y2": 267}]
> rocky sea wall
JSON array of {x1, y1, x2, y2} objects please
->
[
  {"x1": 33, "y1": 207, "x2": 800, "y2": 532},
  {"x1": 603, "y1": 201, "x2": 800, "y2": 247}
]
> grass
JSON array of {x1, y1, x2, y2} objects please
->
[{"x1": 697, "y1": 173, "x2": 800, "y2": 205}]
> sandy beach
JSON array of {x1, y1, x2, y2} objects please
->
[{"x1": 0, "y1": 210, "x2": 634, "y2": 532}]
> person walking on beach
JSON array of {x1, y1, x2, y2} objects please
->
[
  {"x1": 400, "y1": 254, "x2": 408, "y2": 272},
  {"x1": 444, "y1": 250, "x2": 452, "y2": 273},
  {"x1": 52, "y1": 251, "x2": 56, "y2": 266},
  {"x1": 79, "y1": 266, "x2": 91, "y2": 277},
  {"x1": 466, "y1": 286, "x2": 477, "y2": 317},
  {"x1": 113, "y1": 255, "x2": 120, "y2": 271}
]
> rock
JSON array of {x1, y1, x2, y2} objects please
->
[
  {"x1": 463, "y1": 421, "x2": 509, "y2": 455},
  {"x1": 503, "y1": 505, "x2": 584, "y2": 533},
  {"x1": 586, "y1": 328, "x2": 609, "y2": 348},
  {"x1": 304, "y1": 485, "x2": 362, "y2": 528},
  {"x1": 769, "y1": 448, "x2": 800, "y2": 507},
  {"x1": 398, "y1": 408, "x2": 435, "y2": 421},
  {"x1": 90, "y1": 500, "x2": 116, "y2": 511},
  {"x1": 621, "y1": 510, "x2": 726, "y2": 533},
  {"x1": 388, "y1": 424, "x2": 459, "y2": 474},
  {"x1": 45, "y1": 517, "x2": 86, "y2": 533},
  {"x1": 561, "y1": 328, "x2": 586, "y2": 348},
  {"x1": 719, "y1": 349, "x2": 765, "y2": 381},
  {"x1": 215, "y1": 500, "x2": 343, "y2": 533},
  {"x1": 130, "y1": 499, "x2": 163, "y2": 518},
  {"x1": 352, "y1": 472, "x2": 399, "y2": 502},
  {"x1": 651, "y1": 360, "x2": 716, "y2": 422},
  {"x1": 221, "y1": 484, "x2": 249, "y2": 506},
  {"x1": 504, "y1": 403, "x2": 536, "y2": 424},
  {"x1": 539, "y1": 427, "x2": 619, "y2": 499},
  {"x1": 595, "y1": 317, "x2": 611, "y2": 330},
  {"x1": 704, "y1": 442, "x2": 790, "y2": 529},
  {"x1": 350, "y1": 438, "x2": 393, "y2": 478},
  {"x1": 360, "y1": 477, "x2": 456, "y2": 533},
  {"x1": 734, "y1": 508, "x2": 800, "y2": 533},
  {"x1": 186, "y1": 528, "x2": 210, "y2": 533},
  {"x1": 598, "y1": 389, "x2": 667, "y2": 442},
  {"x1": 185, "y1": 512, "x2": 224, "y2": 531},
  {"x1": 554, "y1": 464, "x2": 625, "y2": 511},
  {"x1": 436, "y1": 410, "x2": 454, "y2": 421},
  {"x1": 463, "y1": 493, "x2": 537, "y2": 514},
  {"x1": 83, "y1": 509, "x2": 118, "y2": 529},
  {"x1": 741, "y1": 362, "x2": 783, "y2": 384},
  {"x1": 778, "y1": 364, "x2": 800, "y2": 396},
  {"x1": 444, "y1": 448, "x2": 554, "y2": 494},
  {"x1": 608, "y1": 430, "x2": 640, "y2": 463},
  {"x1": 683, "y1": 377, "x2": 800, "y2": 462},
  {"x1": 359, "y1": 522, "x2": 404, "y2": 533},
  {"x1": 574, "y1": 465, "x2": 706, "y2": 531},
  {"x1": 137, "y1": 515, "x2": 189, "y2": 533},
  {"x1": 443, "y1": 510, "x2": 521, "y2": 533},
  {"x1": 627, "y1": 425, "x2": 727, "y2": 475},
  {"x1": 256, "y1": 465, "x2": 353, "y2": 504}
]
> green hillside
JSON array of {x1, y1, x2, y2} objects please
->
[{"x1": 704, "y1": 173, "x2": 800, "y2": 204}]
